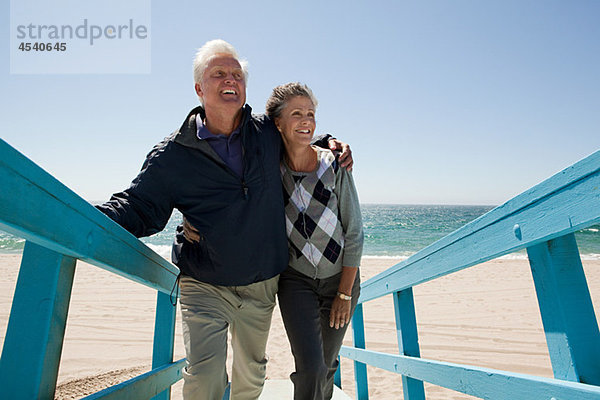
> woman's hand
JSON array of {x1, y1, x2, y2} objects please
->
[
  {"x1": 182, "y1": 216, "x2": 200, "y2": 243},
  {"x1": 330, "y1": 295, "x2": 352, "y2": 329},
  {"x1": 330, "y1": 266, "x2": 358, "y2": 329}
]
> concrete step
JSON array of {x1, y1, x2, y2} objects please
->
[{"x1": 259, "y1": 379, "x2": 352, "y2": 399}]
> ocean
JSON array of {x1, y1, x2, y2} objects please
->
[{"x1": 1, "y1": 205, "x2": 599, "y2": 260}]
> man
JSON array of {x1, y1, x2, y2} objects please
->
[{"x1": 97, "y1": 39, "x2": 352, "y2": 400}]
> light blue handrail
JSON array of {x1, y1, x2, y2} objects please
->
[
  {"x1": 2, "y1": 136, "x2": 599, "y2": 399},
  {"x1": 0, "y1": 138, "x2": 183, "y2": 399},
  {"x1": 339, "y1": 149, "x2": 600, "y2": 399}
]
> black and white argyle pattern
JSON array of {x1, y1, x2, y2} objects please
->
[{"x1": 281, "y1": 148, "x2": 345, "y2": 278}]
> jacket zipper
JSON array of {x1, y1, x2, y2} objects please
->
[{"x1": 241, "y1": 143, "x2": 248, "y2": 199}]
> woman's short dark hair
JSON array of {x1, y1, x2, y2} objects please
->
[{"x1": 265, "y1": 82, "x2": 318, "y2": 120}]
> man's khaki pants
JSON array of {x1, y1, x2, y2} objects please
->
[{"x1": 179, "y1": 275, "x2": 279, "y2": 400}]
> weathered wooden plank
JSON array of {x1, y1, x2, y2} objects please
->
[
  {"x1": 527, "y1": 234, "x2": 600, "y2": 385},
  {"x1": 351, "y1": 304, "x2": 369, "y2": 399},
  {"x1": 393, "y1": 289, "x2": 425, "y2": 399},
  {"x1": 254, "y1": 379, "x2": 352, "y2": 399},
  {"x1": 0, "y1": 138, "x2": 179, "y2": 295},
  {"x1": 82, "y1": 359, "x2": 185, "y2": 400},
  {"x1": 339, "y1": 347, "x2": 600, "y2": 400},
  {"x1": 360, "y1": 165, "x2": 600, "y2": 303},
  {"x1": 151, "y1": 291, "x2": 178, "y2": 400},
  {"x1": 0, "y1": 242, "x2": 76, "y2": 399}
]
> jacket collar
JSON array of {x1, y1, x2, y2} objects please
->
[{"x1": 174, "y1": 104, "x2": 253, "y2": 150}]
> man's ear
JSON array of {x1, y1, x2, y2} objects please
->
[{"x1": 195, "y1": 83, "x2": 203, "y2": 99}]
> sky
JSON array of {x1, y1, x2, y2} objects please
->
[{"x1": 1, "y1": 0, "x2": 599, "y2": 205}]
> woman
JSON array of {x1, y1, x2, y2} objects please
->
[{"x1": 265, "y1": 82, "x2": 364, "y2": 400}]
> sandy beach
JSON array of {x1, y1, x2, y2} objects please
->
[{"x1": 0, "y1": 253, "x2": 598, "y2": 399}]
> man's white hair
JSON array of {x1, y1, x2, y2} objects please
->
[{"x1": 193, "y1": 39, "x2": 249, "y2": 86}]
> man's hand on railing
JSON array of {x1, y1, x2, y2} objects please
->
[{"x1": 182, "y1": 217, "x2": 200, "y2": 243}]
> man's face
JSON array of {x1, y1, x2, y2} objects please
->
[{"x1": 196, "y1": 55, "x2": 246, "y2": 113}]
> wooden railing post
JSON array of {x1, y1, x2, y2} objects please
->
[
  {"x1": 393, "y1": 288, "x2": 425, "y2": 399},
  {"x1": 0, "y1": 241, "x2": 76, "y2": 399},
  {"x1": 151, "y1": 291, "x2": 178, "y2": 400},
  {"x1": 334, "y1": 355, "x2": 342, "y2": 388},
  {"x1": 352, "y1": 303, "x2": 369, "y2": 399},
  {"x1": 527, "y1": 233, "x2": 600, "y2": 385}
]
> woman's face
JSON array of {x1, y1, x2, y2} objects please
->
[{"x1": 275, "y1": 96, "x2": 316, "y2": 148}]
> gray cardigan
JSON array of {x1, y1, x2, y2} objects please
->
[{"x1": 281, "y1": 147, "x2": 364, "y2": 279}]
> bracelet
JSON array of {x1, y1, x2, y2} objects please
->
[{"x1": 337, "y1": 291, "x2": 352, "y2": 301}]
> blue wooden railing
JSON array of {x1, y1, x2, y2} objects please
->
[
  {"x1": 0, "y1": 138, "x2": 185, "y2": 399},
  {"x1": 338, "y1": 149, "x2": 600, "y2": 399},
  {"x1": 2, "y1": 136, "x2": 600, "y2": 399}
]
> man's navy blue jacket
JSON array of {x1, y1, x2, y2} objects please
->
[{"x1": 98, "y1": 105, "x2": 293, "y2": 286}]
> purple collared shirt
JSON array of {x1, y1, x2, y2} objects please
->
[{"x1": 196, "y1": 114, "x2": 243, "y2": 178}]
